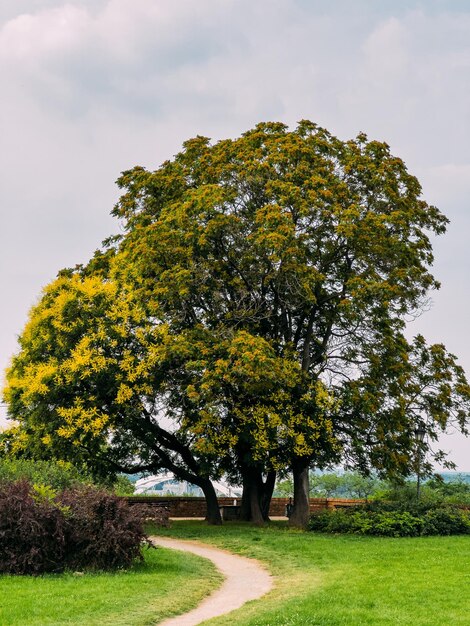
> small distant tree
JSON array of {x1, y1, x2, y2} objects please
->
[
  {"x1": 310, "y1": 473, "x2": 345, "y2": 498},
  {"x1": 308, "y1": 472, "x2": 381, "y2": 499},
  {"x1": 342, "y1": 473, "x2": 381, "y2": 499},
  {"x1": 425, "y1": 474, "x2": 470, "y2": 503}
]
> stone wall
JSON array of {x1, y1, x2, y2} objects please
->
[{"x1": 126, "y1": 496, "x2": 365, "y2": 517}]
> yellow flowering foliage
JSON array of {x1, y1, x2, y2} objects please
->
[
  {"x1": 154, "y1": 329, "x2": 342, "y2": 469},
  {"x1": 56, "y1": 402, "x2": 110, "y2": 439},
  {"x1": 3, "y1": 272, "x2": 159, "y2": 455},
  {"x1": 107, "y1": 119, "x2": 459, "y2": 482},
  {"x1": 5, "y1": 120, "x2": 468, "y2": 489}
]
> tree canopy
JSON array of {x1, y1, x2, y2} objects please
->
[{"x1": 4, "y1": 121, "x2": 470, "y2": 526}]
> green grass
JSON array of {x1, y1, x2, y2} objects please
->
[
  {"x1": 152, "y1": 521, "x2": 470, "y2": 625},
  {"x1": 2, "y1": 522, "x2": 469, "y2": 625},
  {"x1": 0, "y1": 544, "x2": 222, "y2": 626}
]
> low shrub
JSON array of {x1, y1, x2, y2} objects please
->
[
  {"x1": 0, "y1": 459, "x2": 86, "y2": 491},
  {"x1": 0, "y1": 481, "x2": 161, "y2": 575},
  {"x1": 367, "y1": 511, "x2": 422, "y2": 537},
  {"x1": 0, "y1": 459, "x2": 135, "y2": 495},
  {"x1": 309, "y1": 503, "x2": 470, "y2": 537},
  {"x1": 130, "y1": 503, "x2": 171, "y2": 529},
  {"x1": 421, "y1": 507, "x2": 470, "y2": 536},
  {"x1": 0, "y1": 480, "x2": 66, "y2": 574},
  {"x1": 59, "y1": 487, "x2": 149, "y2": 571}
]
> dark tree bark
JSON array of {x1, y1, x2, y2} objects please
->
[
  {"x1": 249, "y1": 477, "x2": 265, "y2": 525},
  {"x1": 260, "y1": 470, "x2": 276, "y2": 522},
  {"x1": 289, "y1": 460, "x2": 310, "y2": 528},
  {"x1": 200, "y1": 478, "x2": 222, "y2": 525},
  {"x1": 239, "y1": 467, "x2": 276, "y2": 524},
  {"x1": 239, "y1": 472, "x2": 253, "y2": 521}
]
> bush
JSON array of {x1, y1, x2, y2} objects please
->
[
  {"x1": 0, "y1": 459, "x2": 135, "y2": 495},
  {"x1": 129, "y1": 503, "x2": 171, "y2": 529},
  {"x1": 59, "y1": 486, "x2": 149, "y2": 571},
  {"x1": 309, "y1": 503, "x2": 470, "y2": 537},
  {"x1": 422, "y1": 507, "x2": 470, "y2": 536},
  {"x1": 0, "y1": 480, "x2": 66, "y2": 574},
  {"x1": 0, "y1": 459, "x2": 87, "y2": 491},
  {"x1": 0, "y1": 481, "x2": 155, "y2": 575},
  {"x1": 367, "y1": 511, "x2": 422, "y2": 537}
]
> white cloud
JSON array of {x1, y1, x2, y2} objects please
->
[
  {"x1": 0, "y1": 5, "x2": 90, "y2": 61},
  {"x1": 362, "y1": 17, "x2": 409, "y2": 77},
  {"x1": 0, "y1": 0, "x2": 240, "y2": 118}
]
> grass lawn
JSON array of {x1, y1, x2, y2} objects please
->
[
  {"x1": 152, "y1": 521, "x2": 470, "y2": 625},
  {"x1": 0, "y1": 544, "x2": 221, "y2": 626}
]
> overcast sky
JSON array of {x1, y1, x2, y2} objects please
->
[{"x1": 1, "y1": 0, "x2": 470, "y2": 470}]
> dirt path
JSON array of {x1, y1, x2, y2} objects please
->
[{"x1": 151, "y1": 536, "x2": 273, "y2": 625}]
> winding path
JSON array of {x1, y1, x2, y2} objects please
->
[{"x1": 151, "y1": 537, "x2": 273, "y2": 626}]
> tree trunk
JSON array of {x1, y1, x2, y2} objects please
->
[
  {"x1": 239, "y1": 467, "x2": 275, "y2": 524},
  {"x1": 260, "y1": 470, "x2": 276, "y2": 522},
  {"x1": 289, "y1": 461, "x2": 310, "y2": 528},
  {"x1": 239, "y1": 468, "x2": 266, "y2": 524},
  {"x1": 200, "y1": 478, "x2": 222, "y2": 525},
  {"x1": 249, "y1": 477, "x2": 265, "y2": 526},
  {"x1": 239, "y1": 473, "x2": 253, "y2": 521}
]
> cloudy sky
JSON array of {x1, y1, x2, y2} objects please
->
[{"x1": 1, "y1": 0, "x2": 470, "y2": 470}]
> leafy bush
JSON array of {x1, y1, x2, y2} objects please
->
[
  {"x1": 421, "y1": 507, "x2": 470, "y2": 536},
  {"x1": 112, "y1": 474, "x2": 136, "y2": 496},
  {"x1": 309, "y1": 503, "x2": 470, "y2": 537},
  {"x1": 130, "y1": 503, "x2": 171, "y2": 529},
  {"x1": 367, "y1": 511, "x2": 422, "y2": 537},
  {"x1": 0, "y1": 459, "x2": 87, "y2": 490},
  {"x1": 0, "y1": 481, "x2": 159, "y2": 575},
  {"x1": 0, "y1": 458, "x2": 135, "y2": 495},
  {"x1": 0, "y1": 480, "x2": 66, "y2": 574},
  {"x1": 58, "y1": 487, "x2": 148, "y2": 571}
]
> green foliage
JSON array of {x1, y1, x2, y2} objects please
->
[
  {"x1": 310, "y1": 473, "x2": 345, "y2": 497},
  {"x1": 310, "y1": 472, "x2": 383, "y2": 498},
  {"x1": 376, "y1": 476, "x2": 470, "y2": 507},
  {"x1": 425, "y1": 474, "x2": 470, "y2": 503},
  {"x1": 0, "y1": 458, "x2": 88, "y2": 490},
  {"x1": 308, "y1": 502, "x2": 470, "y2": 537},
  {"x1": 367, "y1": 511, "x2": 423, "y2": 537},
  {"x1": 273, "y1": 478, "x2": 294, "y2": 497},
  {"x1": 110, "y1": 120, "x2": 465, "y2": 479},
  {"x1": 112, "y1": 474, "x2": 136, "y2": 496},
  {"x1": 0, "y1": 458, "x2": 134, "y2": 495},
  {"x1": 3, "y1": 120, "x2": 470, "y2": 514},
  {"x1": 421, "y1": 507, "x2": 470, "y2": 535},
  {"x1": 275, "y1": 471, "x2": 384, "y2": 499}
]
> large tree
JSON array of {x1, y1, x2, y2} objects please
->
[
  {"x1": 109, "y1": 120, "x2": 469, "y2": 525},
  {"x1": 4, "y1": 120, "x2": 470, "y2": 527}
]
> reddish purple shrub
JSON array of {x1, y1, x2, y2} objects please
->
[
  {"x1": 59, "y1": 486, "x2": 148, "y2": 571},
  {"x1": 127, "y1": 502, "x2": 171, "y2": 528},
  {"x1": 0, "y1": 481, "x2": 153, "y2": 575},
  {"x1": 0, "y1": 480, "x2": 66, "y2": 575}
]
